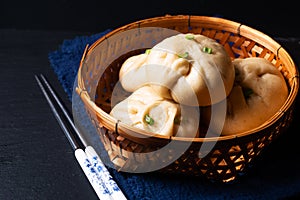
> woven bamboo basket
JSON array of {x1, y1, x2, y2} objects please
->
[{"x1": 76, "y1": 15, "x2": 299, "y2": 182}]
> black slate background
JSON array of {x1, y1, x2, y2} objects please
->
[
  {"x1": 1, "y1": 1, "x2": 300, "y2": 199},
  {"x1": 1, "y1": 0, "x2": 300, "y2": 37}
]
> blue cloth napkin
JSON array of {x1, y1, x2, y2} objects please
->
[{"x1": 48, "y1": 30, "x2": 300, "y2": 200}]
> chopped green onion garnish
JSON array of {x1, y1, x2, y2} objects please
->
[
  {"x1": 145, "y1": 49, "x2": 151, "y2": 54},
  {"x1": 174, "y1": 117, "x2": 181, "y2": 125},
  {"x1": 242, "y1": 88, "x2": 253, "y2": 99},
  {"x1": 178, "y1": 52, "x2": 189, "y2": 58},
  {"x1": 203, "y1": 47, "x2": 212, "y2": 54},
  {"x1": 185, "y1": 34, "x2": 194, "y2": 40},
  {"x1": 145, "y1": 114, "x2": 154, "y2": 125}
]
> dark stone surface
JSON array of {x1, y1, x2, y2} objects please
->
[
  {"x1": 1, "y1": 1, "x2": 300, "y2": 198},
  {"x1": 1, "y1": 0, "x2": 300, "y2": 37}
]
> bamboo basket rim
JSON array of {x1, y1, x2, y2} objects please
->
[{"x1": 76, "y1": 14, "x2": 299, "y2": 144}]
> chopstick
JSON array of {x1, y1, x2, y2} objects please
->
[{"x1": 34, "y1": 74, "x2": 127, "y2": 200}]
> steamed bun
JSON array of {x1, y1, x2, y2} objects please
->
[
  {"x1": 119, "y1": 33, "x2": 235, "y2": 106},
  {"x1": 110, "y1": 86, "x2": 199, "y2": 137},
  {"x1": 203, "y1": 57, "x2": 289, "y2": 135}
]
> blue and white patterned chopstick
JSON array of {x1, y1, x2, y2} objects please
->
[{"x1": 35, "y1": 74, "x2": 127, "y2": 200}]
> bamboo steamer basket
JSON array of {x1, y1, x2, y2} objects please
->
[{"x1": 76, "y1": 15, "x2": 299, "y2": 182}]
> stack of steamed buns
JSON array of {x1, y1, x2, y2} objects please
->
[{"x1": 109, "y1": 33, "x2": 289, "y2": 137}]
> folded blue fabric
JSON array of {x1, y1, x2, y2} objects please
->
[{"x1": 48, "y1": 30, "x2": 300, "y2": 200}]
